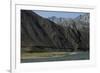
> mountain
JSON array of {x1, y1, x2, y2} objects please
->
[
  {"x1": 48, "y1": 13, "x2": 89, "y2": 28},
  {"x1": 21, "y1": 10, "x2": 89, "y2": 52},
  {"x1": 75, "y1": 13, "x2": 89, "y2": 23}
]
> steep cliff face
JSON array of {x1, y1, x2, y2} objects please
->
[{"x1": 21, "y1": 10, "x2": 89, "y2": 52}]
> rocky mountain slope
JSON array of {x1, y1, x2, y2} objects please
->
[{"x1": 21, "y1": 10, "x2": 89, "y2": 52}]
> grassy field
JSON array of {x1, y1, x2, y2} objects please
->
[
  {"x1": 21, "y1": 51, "x2": 89, "y2": 63},
  {"x1": 21, "y1": 52, "x2": 68, "y2": 59}
]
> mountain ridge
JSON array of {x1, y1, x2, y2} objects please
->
[{"x1": 21, "y1": 10, "x2": 89, "y2": 52}]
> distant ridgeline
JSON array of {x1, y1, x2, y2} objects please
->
[{"x1": 21, "y1": 10, "x2": 89, "y2": 52}]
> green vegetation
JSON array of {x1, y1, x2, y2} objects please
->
[{"x1": 21, "y1": 52, "x2": 67, "y2": 59}]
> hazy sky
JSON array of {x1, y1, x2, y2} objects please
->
[{"x1": 33, "y1": 10, "x2": 87, "y2": 19}]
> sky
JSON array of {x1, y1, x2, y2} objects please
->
[{"x1": 33, "y1": 10, "x2": 87, "y2": 19}]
